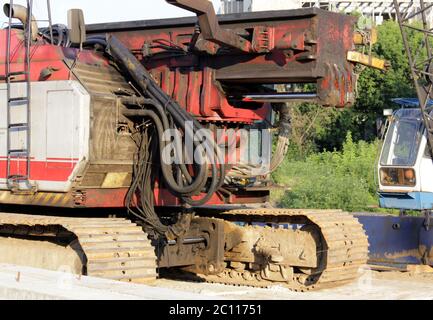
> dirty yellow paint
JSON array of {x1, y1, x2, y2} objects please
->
[
  {"x1": 101, "y1": 172, "x2": 129, "y2": 188},
  {"x1": 347, "y1": 51, "x2": 388, "y2": 71}
]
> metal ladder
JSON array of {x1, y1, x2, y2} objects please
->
[
  {"x1": 5, "y1": 0, "x2": 34, "y2": 192},
  {"x1": 393, "y1": 0, "x2": 433, "y2": 158}
]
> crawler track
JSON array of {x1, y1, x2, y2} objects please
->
[
  {"x1": 199, "y1": 208, "x2": 369, "y2": 291},
  {"x1": 0, "y1": 213, "x2": 157, "y2": 283},
  {"x1": 0, "y1": 209, "x2": 368, "y2": 291}
]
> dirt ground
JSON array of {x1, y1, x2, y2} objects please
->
[
  {"x1": 149, "y1": 268, "x2": 433, "y2": 300},
  {"x1": 1, "y1": 263, "x2": 433, "y2": 300}
]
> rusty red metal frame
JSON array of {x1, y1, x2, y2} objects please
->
[
  {"x1": 167, "y1": 0, "x2": 251, "y2": 52},
  {"x1": 88, "y1": 7, "x2": 358, "y2": 108},
  {"x1": 0, "y1": 5, "x2": 362, "y2": 208}
]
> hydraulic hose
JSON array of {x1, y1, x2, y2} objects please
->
[
  {"x1": 106, "y1": 35, "x2": 225, "y2": 206},
  {"x1": 270, "y1": 103, "x2": 291, "y2": 172}
]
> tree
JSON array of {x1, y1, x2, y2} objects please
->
[{"x1": 289, "y1": 20, "x2": 422, "y2": 153}]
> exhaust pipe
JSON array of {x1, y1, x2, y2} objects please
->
[{"x1": 3, "y1": 4, "x2": 38, "y2": 41}]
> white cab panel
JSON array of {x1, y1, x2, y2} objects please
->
[{"x1": 0, "y1": 81, "x2": 90, "y2": 192}]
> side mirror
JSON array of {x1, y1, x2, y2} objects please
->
[
  {"x1": 383, "y1": 109, "x2": 393, "y2": 116},
  {"x1": 67, "y1": 9, "x2": 86, "y2": 49}
]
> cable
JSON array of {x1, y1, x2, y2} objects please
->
[
  {"x1": 39, "y1": 24, "x2": 71, "y2": 47},
  {"x1": 125, "y1": 120, "x2": 169, "y2": 237},
  {"x1": 106, "y1": 35, "x2": 225, "y2": 208},
  {"x1": 226, "y1": 103, "x2": 291, "y2": 178}
]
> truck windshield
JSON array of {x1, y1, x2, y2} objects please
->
[{"x1": 380, "y1": 118, "x2": 423, "y2": 166}]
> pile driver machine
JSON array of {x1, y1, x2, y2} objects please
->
[{"x1": 0, "y1": 0, "x2": 385, "y2": 290}]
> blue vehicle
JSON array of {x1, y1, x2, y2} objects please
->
[
  {"x1": 355, "y1": 98, "x2": 433, "y2": 269},
  {"x1": 378, "y1": 99, "x2": 433, "y2": 212}
]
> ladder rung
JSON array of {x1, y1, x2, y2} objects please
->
[
  {"x1": 8, "y1": 123, "x2": 29, "y2": 129},
  {"x1": 6, "y1": 79, "x2": 28, "y2": 84},
  {"x1": 8, "y1": 176, "x2": 30, "y2": 182},
  {"x1": 8, "y1": 70, "x2": 30, "y2": 76},
  {"x1": 8, "y1": 175, "x2": 29, "y2": 179},
  {"x1": 8, "y1": 71, "x2": 29, "y2": 77},
  {"x1": 8, "y1": 149, "x2": 29, "y2": 155},
  {"x1": 8, "y1": 97, "x2": 29, "y2": 103}
]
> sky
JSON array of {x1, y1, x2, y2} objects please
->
[{"x1": 0, "y1": 0, "x2": 222, "y2": 26}]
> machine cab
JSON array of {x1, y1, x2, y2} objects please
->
[{"x1": 378, "y1": 99, "x2": 433, "y2": 210}]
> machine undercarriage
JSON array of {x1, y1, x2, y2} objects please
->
[
  {"x1": 0, "y1": 208, "x2": 368, "y2": 291},
  {"x1": 0, "y1": 0, "x2": 379, "y2": 290}
]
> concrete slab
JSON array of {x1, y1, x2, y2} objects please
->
[
  {"x1": 0, "y1": 264, "x2": 218, "y2": 300},
  {"x1": 154, "y1": 268, "x2": 433, "y2": 300},
  {"x1": 2, "y1": 263, "x2": 433, "y2": 300}
]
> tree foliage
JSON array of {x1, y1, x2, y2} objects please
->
[
  {"x1": 273, "y1": 20, "x2": 425, "y2": 211},
  {"x1": 273, "y1": 133, "x2": 380, "y2": 212},
  {"x1": 289, "y1": 20, "x2": 422, "y2": 153}
]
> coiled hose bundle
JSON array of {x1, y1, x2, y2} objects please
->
[{"x1": 102, "y1": 35, "x2": 226, "y2": 236}]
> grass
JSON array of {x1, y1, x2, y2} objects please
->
[{"x1": 272, "y1": 133, "x2": 383, "y2": 212}]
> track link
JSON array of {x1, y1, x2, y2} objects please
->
[
  {"x1": 0, "y1": 213, "x2": 157, "y2": 283},
  {"x1": 200, "y1": 208, "x2": 369, "y2": 291}
]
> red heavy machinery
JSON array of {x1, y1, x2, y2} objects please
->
[{"x1": 0, "y1": 0, "x2": 385, "y2": 290}]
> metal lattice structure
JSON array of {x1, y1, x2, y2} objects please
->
[
  {"x1": 302, "y1": 0, "x2": 431, "y2": 14},
  {"x1": 393, "y1": 0, "x2": 433, "y2": 157},
  {"x1": 221, "y1": 0, "x2": 433, "y2": 25}
]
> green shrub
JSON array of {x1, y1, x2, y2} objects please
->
[{"x1": 272, "y1": 133, "x2": 380, "y2": 212}]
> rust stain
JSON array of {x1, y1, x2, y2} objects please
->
[{"x1": 383, "y1": 249, "x2": 422, "y2": 260}]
